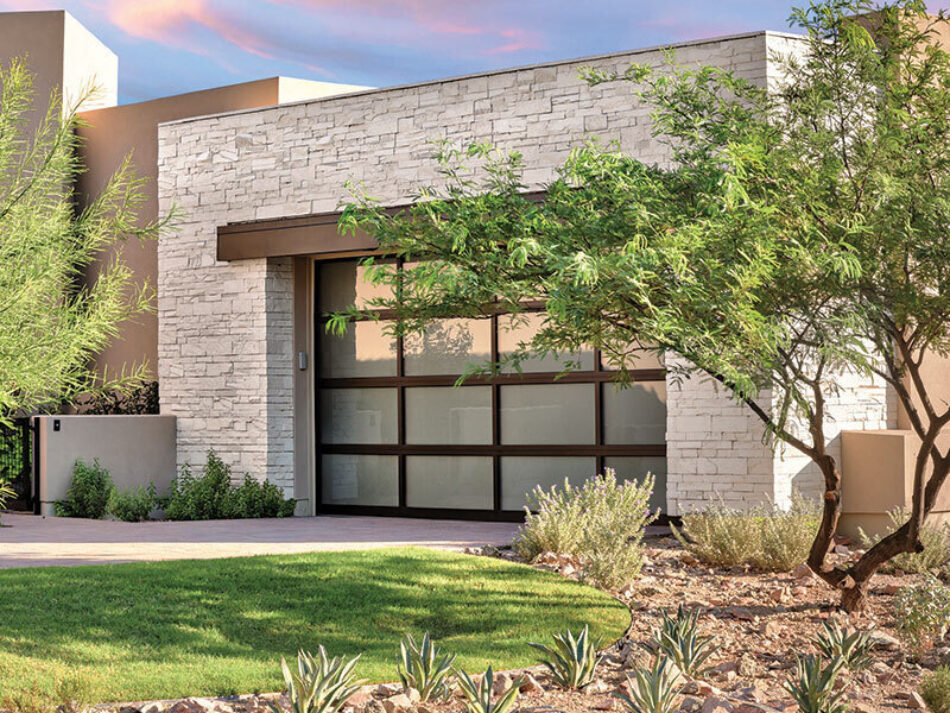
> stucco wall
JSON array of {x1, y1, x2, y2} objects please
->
[{"x1": 155, "y1": 32, "x2": 899, "y2": 513}]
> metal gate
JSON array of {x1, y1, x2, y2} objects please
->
[{"x1": 0, "y1": 418, "x2": 35, "y2": 512}]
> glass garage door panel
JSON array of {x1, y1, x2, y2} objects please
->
[
  {"x1": 604, "y1": 456, "x2": 667, "y2": 514},
  {"x1": 405, "y1": 386, "x2": 491, "y2": 445},
  {"x1": 321, "y1": 455, "x2": 398, "y2": 506},
  {"x1": 320, "y1": 320, "x2": 397, "y2": 378},
  {"x1": 497, "y1": 313, "x2": 594, "y2": 373},
  {"x1": 406, "y1": 456, "x2": 493, "y2": 509},
  {"x1": 603, "y1": 382, "x2": 667, "y2": 444},
  {"x1": 500, "y1": 384, "x2": 595, "y2": 444},
  {"x1": 501, "y1": 456, "x2": 596, "y2": 510},
  {"x1": 403, "y1": 318, "x2": 492, "y2": 376},
  {"x1": 321, "y1": 388, "x2": 397, "y2": 444},
  {"x1": 319, "y1": 260, "x2": 395, "y2": 311}
]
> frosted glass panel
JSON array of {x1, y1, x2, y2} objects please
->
[
  {"x1": 321, "y1": 455, "x2": 398, "y2": 506},
  {"x1": 501, "y1": 456, "x2": 595, "y2": 510},
  {"x1": 406, "y1": 457, "x2": 493, "y2": 509},
  {"x1": 500, "y1": 384, "x2": 595, "y2": 444},
  {"x1": 497, "y1": 313, "x2": 594, "y2": 373},
  {"x1": 605, "y1": 457, "x2": 667, "y2": 513},
  {"x1": 603, "y1": 382, "x2": 667, "y2": 444},
  {"x1": 320, "y1": 320, "x2": 397, "y2": 377},
  {"x1": 601, "y1": 345, "x2": 664, "y2": 371},
  {"x1": 405, "y1": 387, "x2": 491, "y2": 444},
  {"x1": 404, "y1": 318, "x2": 491, "y2": 375},
  {"x1": 319, "y1": 260, "x2": 394, "y2": 312},
  {"x1": 321, "y1": 388, "x2": 397, "y2": 444}
]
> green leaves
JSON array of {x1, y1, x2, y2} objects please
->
[
  {"x1": 529, "y1": 625, "x2": 603, "y2": 690},
  {"x1": 397, "y1": 632, "x2": 456, "y2": 702},
  {"x1": 615, "y1": 657, "x2": 681, "y2": 713},
  {"x1": 454, "y1": 666, "x2": 525, "y2": 713},
  {"x1": 783, "y1": 654, "x2": 848, "y2": 713},
  {"x1": 270, "y1": 647, "x2": 365, "y2": 713},
  {"x1": 647, "y1": 606, "x2": 719, "y2": 679}
]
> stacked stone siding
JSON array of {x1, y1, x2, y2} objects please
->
[{"x1": 158, "y1": 30, "x2": 886, "y2": 510}]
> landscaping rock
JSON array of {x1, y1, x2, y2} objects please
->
[
  {"x1": 166, "y1": 699, "x2": 211, "y2": 713},
  {"x1": 346, "y1": 689, "x2": 374, "y2": 707},
  {"x1": 362, "y1": 701, "x2": 386, "y2": 713},
  {"x1": 908, "y1": 692, "x2": 927, "y2": 709},
  {"x1": 491, "y1": 672, "x2": 514, "y2": 696},
  {"x1": 376, "y1": 684, "x2": 401, "y2": 697},
  {"x1": 680, "y1": 696, "x2": 703, "y2": 713},
  {"x1": 701, "y1": 696, "x2": 734, "y2": 713},
  {"x1": 868, "y1": 631, "x2": 900, "y2": 650},
  {"x1": 852, "y1": 703, "x2": 879, "y2": 713},
  {"x1": 583, "y1": 680, "x2": 611, "y2": 695},
  {"x1": 381, "y1": 693, "x2": 413, "y2": 713},
  {"x1": 521, "y1": 674, "x2": 544, "y2": 695}
]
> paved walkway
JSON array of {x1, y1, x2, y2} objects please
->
[{"x1": 0, "y1": 513, "x2": 520, "y2": 569}]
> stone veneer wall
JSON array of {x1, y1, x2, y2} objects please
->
[{"x1": 158, "y1": 30, "x2": 884, "y2": 510}]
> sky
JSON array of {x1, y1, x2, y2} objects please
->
[{"x1": 1, "y1": 1, "x2": 949, "y2": 104}]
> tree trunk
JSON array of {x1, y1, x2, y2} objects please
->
[{"x1": 839, "y1": 581, "x2": 868, "y2": 612}]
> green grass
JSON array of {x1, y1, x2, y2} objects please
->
[{"x1": 0, "y1": 547, "x2": 629, "y2": 703}]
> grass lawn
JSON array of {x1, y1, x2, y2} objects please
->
[{"x1": 0, "y1": 547, "x2": 629, "y2": 703}]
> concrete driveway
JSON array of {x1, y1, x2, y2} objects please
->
[{"x1": 0, "y1": 513, "x2": 520, "y2": 569}]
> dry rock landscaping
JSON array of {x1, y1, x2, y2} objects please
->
[{"x1": 91, "y1": 534, "x2": 936, "y2": 713}]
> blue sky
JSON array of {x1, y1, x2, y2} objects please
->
[{"x1": 1, "y1": 1, "x2": 949, "y2": 104}]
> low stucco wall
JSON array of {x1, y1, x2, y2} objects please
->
[{"x1": 36, "y1": 415, "x2": 177, "y2": 517}]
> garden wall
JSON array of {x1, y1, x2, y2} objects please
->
[{"x1": 36, "y1": 415, "x2": 177, "y2": 517}]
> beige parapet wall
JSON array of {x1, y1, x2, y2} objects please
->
[
  {"x1": 36, "y1": 415, "x2": 177, "y2": 517},
  {"x1": 839, "y1": 429, "x2": 950, "y2": 539}
]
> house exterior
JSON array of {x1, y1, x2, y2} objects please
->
[{"x1": 3, "y1": 10, "x2": 940, "y2": 527}]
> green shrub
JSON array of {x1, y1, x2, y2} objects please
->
[
  {"x1": 455, "y1": 666, "x2": 524, "y2": 713},
  {"x1": 859, "y1": 509, "x2": 950, "y2": 576},
  {"x1": 894, "y1": 576, "x2": 950, "y2": 659},
  {"x1": 649, "y1": 605, "x2": 719, "y2": 678},
  {"x1": 397, "y1": 632, "x2": 455, "y2": 702},
  {"x1": 107, "y1": 483, "x2": 157, "y2": 522},
  {"x1": 815, "y1": 622, "x2": 874, "y2": 672},
  {"x1": 922, "y1": 666, "x2": 950, "y2": 713},
  {"x1": 165, "y1": 451, "x2": 295, "y2": 521},
  {"x1": 783, "y1": 655, "x2": 847, "y2": 713},
  {"x1": 672, "y1": 494, "x2": 819, "y2": 571},
  {"x1": 529, "y1": 625, "x2": 602, "y2": 690},
  {"x1": 54, "y1": 459, "x2": 112, "y2": 519},
  {"x1": 615, "y1": 657, "x2": 680, "y2": 713},
  {"x1": 513, "y1": 468, "x2": 655, "y2": 589},
  {"x1": 0, "y1": 482, "x2": 15, "y2": 524},
  {"x1": 269, "y1": 647, "x2": 365, "y2": 713}
]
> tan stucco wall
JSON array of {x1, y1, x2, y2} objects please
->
[
  {"x1": 77, "y1": 77, "x2": 370, "y2": 382},
  {"x1": 36, "y1": 415, "x2": 177, "y2": 517}
]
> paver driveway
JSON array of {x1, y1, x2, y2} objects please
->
[{"x1": 0, "y1": 513, "x2": 520, "y2": 568}]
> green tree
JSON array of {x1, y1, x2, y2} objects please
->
[
  {"x1": 333, "y1": 0, "x2": 950, "y2": 610},
  {"x1": 0, "y1": 59, "x2": 160, "y2": 423}
]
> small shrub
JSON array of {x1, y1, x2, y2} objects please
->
[
  {"x1": 672, "y1": 494, "x2": 819, "y2": 572},
  {"x1": 615, "y1": 657, "x2": 680, "y2": 713},
  {"x1": 513, "y1": 468, "x2": 655, "y2": 589},
  {"x1": 107, "y1": 483, "x2": 157, "y2": 522},
  {"x1": 894, "y1": 576, "x2": 950, "y2": 659},
  {"x1": 398, "y1": 632, "x2": 455, "y2": 702},
  {"x1": 859, "y1": 509, "x2": 950, "y2": 576},
  {"x1": 55, "y1": 459, "x2": 112, "y2": 519},
  {"x1": 783, "y1": 655, "x2": 847, "y2": 713},
  {"x1": 649, "y1": 605, "x2": 719, "y2": 678},
  {"x1": 455, "y1": 666, "x2": 524, "y2": 713},
  {"x1": 165, "y1": 451, "x2": 296, "y2": 520},
  {"x1": 815, "y1": 622, "x2": 874, "y2": 672},
  {"x1": 529, "y1": 625, "x2": 602, "y2": 690},
  {"x1": 0, "y1": 482, "x2": 15, "y2": 524},
  {"x1": 269, "y1": 647, "x2": 365, "y2": 713},
  {"x1": 922, "y1": 666, "x2": 950, "y2": 713}
]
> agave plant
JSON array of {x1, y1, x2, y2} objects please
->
[
  {"x1": 269, "y1": 646, "x2": 366, "y2": 713},
  {"x1": 398, "y1": 632, "x2": 456, "y2": 702},
  {"x1": 529, "y1": 625, "x2": 603, "y2": 689},
  {"x1": 648, "y1": 605, "x2": 719, "y2": 678},
  {"x1": 615, "y1": 657, "x2": 681, "y2": 713},
  {"x1": 455, "y1": 666, "x2": 525, "y2": 713},
  {"x1": 783, "y1": 655, "x2": 847, "y2": 713},
  {"x1": 815, "y1": 622, "x2": 874, "y2": 672}
]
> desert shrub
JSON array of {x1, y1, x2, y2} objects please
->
[
  {"x1": 672, "y1": 494, "x2": 819, "y2": 571},
  {"x1": 529, "y1": 625, "x2": 602, "y2": 690},
  {"x1": 107, "y1": 483, "x2": 157, "y2": 522},
  {"x1": 859, "y1": 509, "x2": 950, "y2": 576},
  {"x1": 513, "y1": 468, "x2": 655, "y2": 589},
  {"x1": 894, "y1": 577, "x2": 950, "y2": 659},
  {"x1": 82, "y1": 381, "x2": 159, "y2": 415},
  {"x1": 0, "y1": 482, "x2": 15, "y2": 523},
  {"x1": 54, "y1": 459, "x2": 112, "y2": 519},
  {"x1": 269, "y1": 647, "x2": 364, "y2": 713},
  {"x1": 616, "y1": 657, "x2": 680, "y2": 713},
  {"x1": 165, "y1": 450, "x2": 295, "y2": 520},
  {"x1": 783, "y1": 655, "x2": 847, "y2": 713},
  {"x1": 815, "y1": 622, "x2": 874, "y2": 672},
  {"x1": 398, "y1": 632, "x2": 455, "y2": 702},
  {"x1": 922, "y1": 666, "x2": 950, "y2": 713}
]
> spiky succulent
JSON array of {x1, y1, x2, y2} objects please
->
[
  {"x1": 615, "y1": 657, "x2": 681, "y2": 713},
  {"x1": 455, "y1": 666, "x2": 525, "y2": 713},
  {"x1": 397, "y1": 632, "x2": 456, "y2": 702},
  {"x1": 648, "y1": 605, "x2": 719, "y2": 678},
  {"x1": 269, "y1": 646, "x2": 365, "y2": 713},
  {"x1": 529, "y1": 625, "x2": 603, "y2": 689},
  {"x1": 815, "y1": 622, "x2": 874, "y2": 672},
  {"x1": 783, "y1": 654, "x2": 848, "y2": 713}
]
